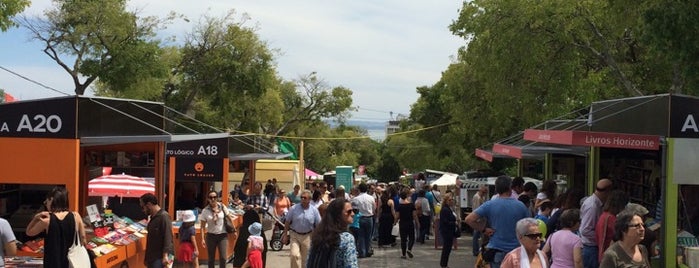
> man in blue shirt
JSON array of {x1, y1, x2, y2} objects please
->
[
  {"x1": 282, "y1": 190, "x2": 321, "y2": 268},
  {"x1": 465, "y1": 176, "x2": 529, "y2": 268}
]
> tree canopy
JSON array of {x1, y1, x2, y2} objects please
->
[{"x1": 0, "y1": 0, "x2": 29, "y2": 31}]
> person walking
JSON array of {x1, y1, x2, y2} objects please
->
[
  {"x1": 139, "y1": 193, "x2": 174, "y2": 268},
  {"x1": 242, "y1": 222, "x2": 264, "y2": 268},
  {"x1": 599, "y1": 212, "x2": 650, "y2": 267},
  {"x1": 351, "y1": 183, "x2": 376, "y2": 258},
  {"x1": 306, "y1": 198, "x2": 358, "y2": 268},
  {"x1": 438, "y1": 193, "x2": 458, "y2": 268},
  {"x1": 471, "y1": 184, "x2": 488, "y2": 256},
  {"x1": 27, "y1": 187, "x2": 84, "y2": 268},
  {"x1": 465, "y1": 176, "x2": 530, "y2": 268},
  {"x1": 274, "y1": 189, "x2": 292, "y2": 219},
  {"x1": 543, "y1": 209, "x2": 583, "y2": 268},
  {"x1": 178, "y1": 210, "x2": 199, "y2": 268},
  {"x1": 282, "y1": 190, "x2": 321, "y2": 268},
  {"x1": 377, "y1": 190, "x2": 396, "y2": 248},
  {"x1": 415, "y1": 190, "x2": 431, "y2": 244},
  {"x1": 580, "y1": 179, "x2": 612, "y2": 268},
  {"x1": 395, "y1": 188, "x2": 418, "y2": 259},
  {"x1": 200, "y1": 190, "x2": 229, "y2": 268},
  {"x1": 501, "y1": 218, "x2": 548, "y2": 268},
  {"x1": 233, "y1": 210, "x2": 268, "y2": 268},
  {"x1": 595, "y1": 190, "x2": 629, "y2": 262},
  {"x1": 0, "y1": 216, "x2": 17, "y2": 267}
]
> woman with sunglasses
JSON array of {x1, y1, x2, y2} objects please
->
[
  {"x1": 501, "y1": 218, "x2": 549, "y2": 268},
  {"x1": 200, "y1": 190, "x2": 229, "y2": 268},
  {"x1": 599, "y1": 212, "x2": 650, "y2": 268},
  {"x1": 307, "y1": 198, "x2": 358, "y2": 268}
]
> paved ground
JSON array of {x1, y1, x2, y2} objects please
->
[
  {"x1": 191, "y1": 230, "x2": 479, "y2": 267},
  {"x1": 175, "y1": 229, "x2": 668, "y2": 268}
]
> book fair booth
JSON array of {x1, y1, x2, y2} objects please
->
[
  {"x1": 476, "y1": 94, "x2": 699, "y2": 267},
  {"x1": 0, "y1": 96, "x2": 238, "y2": 267}
]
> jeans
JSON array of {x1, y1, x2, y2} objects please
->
[
  {"x1": 582, "y1": 245, "x2": 599, "y2": 268},
  {"x1": 358, "y1": 217, "x2": 373, "y2": 257},
  {"x1": 205, "y1": 233, "x2": 228, "y2": 268},
  {"x1": 472, "y1": 230, "x2": 481, "y2": 256},
  {"x1": 489, "y1": 251, "x2": 506, "y2": 268}
]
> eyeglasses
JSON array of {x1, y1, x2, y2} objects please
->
[
  {"x1": 628, "y1": 223, "x2": 644, "y2": 229},
  {"x1": 208, "y1": 196, "x2": 217, "y2": 199},
  {"x1": 523, "y1": 233, "x2": 543, "y2": 240},
  {"x1": 345, "y1": 209, "x2": 355, "y2": 215}
]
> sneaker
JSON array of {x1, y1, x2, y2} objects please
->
[
  {"x1": 400, "y1": 256, "x2": 407, "y2": 259},
  {"x1": 407, "y1": 250, "x2": 413, "y2": 258}
]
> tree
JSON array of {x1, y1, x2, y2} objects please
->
[
  {"x1": 19, "y1": 0, "x2": 168, "y2": 95},
  {"x1": 0, "y1": 0, "x2": 29, "y2": 31},
  {"x1": 271, "y1": 72, "x2": 355, "y2": 136}
]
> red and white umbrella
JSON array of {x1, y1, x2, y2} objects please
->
[{"x1": 88, "y1": 173, "x2": 155, "y2": 198}]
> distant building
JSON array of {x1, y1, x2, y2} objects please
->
[{"x1": 385, "y1": 114, "x2": 407, "y2": 136}]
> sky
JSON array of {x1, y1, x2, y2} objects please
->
[{"x1": 0, "y1": 1, "x2": 465, "y2": 122}]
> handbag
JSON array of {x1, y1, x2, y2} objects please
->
[
  {"x1": 391, "y1": 224, "x2": 399, "y2": 236},
  {"x1": 220, "y1": 203, "x2": 236, "y2": 234},
  {"x1": 68, "y1": 213, "x2": 91, "y2": 268}
]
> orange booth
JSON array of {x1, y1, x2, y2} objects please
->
[{"x1": 0, "y1": 96, "x2": 231, "y2": 267}]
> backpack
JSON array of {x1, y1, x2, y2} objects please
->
[{"x1": 306, "y1": 244, "x2": 338, "y2": 268}]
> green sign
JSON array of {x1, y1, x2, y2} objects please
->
[{"x1": 335, "y1": 166, "x2": 353, "y2": 190}]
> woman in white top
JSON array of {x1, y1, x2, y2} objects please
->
[{"x1": 200, "y1": 190, "x2": 229, "y2": 268}]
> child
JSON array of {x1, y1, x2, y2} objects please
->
[
  {"x1": 242, "y1": 222, "x2": 264, "y2": 268},
  {"x1": 178, "y1": 210, "x2": 199, "y2": 268}
]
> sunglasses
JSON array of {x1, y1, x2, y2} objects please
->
[
  {"x1": 209, "y1": 195, "x2": 218, "y2": 199},
  {"x1": 345, "y1": 209, "x2": 355, "y2": 215},
  {"x1": 628, "y1": 223, "x2": 644, "y2": 229},
  {"x1": 301, "y1": 196, "x2": 309, "y2": 200},
  {"x1": 523, "y1": 233, "x2": 543, "y2": 240}
]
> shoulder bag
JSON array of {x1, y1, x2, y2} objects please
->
[
  {"x1": 68, "y1": 213, "x2": 91, "y2": 268},
  {"x1": 220, "y1": 203, "x2": 236, "y2": 234}
]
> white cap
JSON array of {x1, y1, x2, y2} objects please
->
[{"x1": 182, "y1": 210, "x2": 196, "y2": 223}]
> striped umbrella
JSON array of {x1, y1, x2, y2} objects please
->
[{"x1": 88, "y1": 173, "x2": 155, "y2": 198}]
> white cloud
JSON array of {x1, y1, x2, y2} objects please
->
[{"x1": 5, "y1": 0, "x2": 465, "y2": 120}]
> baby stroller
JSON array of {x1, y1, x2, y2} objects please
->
[{"x1": 266, "y1": 210, "x2": 287, "y2": 251}]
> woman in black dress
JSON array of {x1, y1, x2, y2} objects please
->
[
  {"x1": 233, "y1": 209, "x2": 268, "y2": 267},
  {"x1": 26, "y1": 187, "x2": 89, "y2": 268},
  {"x1": 377, "y1": 190, "x2": 396, "y2": 247},
  {"x1": 395, "y1": 188, "x2": 418, "y2": 259}
]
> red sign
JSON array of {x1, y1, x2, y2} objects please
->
[
  {"x1": 475, "y1": 149, "x2": 493, "y2": 162},
  {"x1": 492, "y1": 143, "x2": 523, "y2": 158},
  {"x1": 523, "y1": 129, "x2": 660, "y2": 150}
]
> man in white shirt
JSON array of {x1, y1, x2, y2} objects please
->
[{"x1": 351, "y1": 183, "x2": 376, "y2": 258}]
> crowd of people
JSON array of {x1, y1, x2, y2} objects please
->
[
  {"x1": 10, "y1": 174, "x2": 658, "y2": 268},
  {"x1": 466, "y1": 176, "x2": 656, "y2": 268}
]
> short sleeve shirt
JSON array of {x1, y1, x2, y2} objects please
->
[
  {"x1": 200, "y1": 204, "x2": 226, "y2": 234},
  {"x1": 474, "y1": 197, "x2": 530, "y2": 252},
  {"x1": 547, "y1": 229, "x2": 582, "y2": 268},
  {"x1": 0, "y1": 218, "x2": 16, "y2": 266}
]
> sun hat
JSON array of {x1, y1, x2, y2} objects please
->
[
  {"x1": 182, "y1": 210, "x2": 196, "y2": 223},
  {"x1": 248, "y1": 222, "x2": 262, "y2": 236}
]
